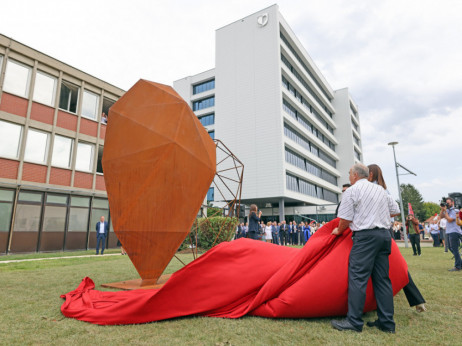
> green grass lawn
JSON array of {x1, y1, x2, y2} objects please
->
[{"x1": 0, "y1": 246, "x2": 460, "y2": 345}]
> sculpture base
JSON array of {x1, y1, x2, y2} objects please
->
[{"x1": 101, "y1": 274, "x2": 172, "y2": 290}]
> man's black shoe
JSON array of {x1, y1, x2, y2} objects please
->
[
  {"x1": 366, "y1": 320, "x2": 395, "y2": 333},
  {"x1": 331, "y1": 319, "x2": 362, "y2": 332},
  {"x1": 448, "y1": 267, "x2": 460, "y2": 272}
]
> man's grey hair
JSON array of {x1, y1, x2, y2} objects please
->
[{"x1": 351, "y1": 163, "x2": 369, "y2": 178}]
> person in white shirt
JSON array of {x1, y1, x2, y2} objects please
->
[
  {"x1": 438, "y1": 217, "x2": 448, "y2": 252},
  {"x1": 95, "y1": 216, "x2": 109, "y2": 255},
  {"x1": 264, "y1": 222, "x2": 273, "y2": 243},
  {"x1": 331, "y1": 163, "x2": 400, "y2": 334}
]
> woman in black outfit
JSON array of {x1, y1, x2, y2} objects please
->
[
  {"x1": 247, "y1": 204, "x2": 262, "y2": 240},
  {"x1": 367, "y1": 164, "x2": 426, "y2": 312}
]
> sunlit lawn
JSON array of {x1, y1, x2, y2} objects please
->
[{"x1": 0, "y1": 246, "x2": 460, "y2": 345}]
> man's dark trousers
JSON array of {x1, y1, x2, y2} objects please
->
[
  {"x1": 96, "y1": 234, "x2": 106, "y2": 254},
  {"x1": 448, "y1": 233, "x2": 461, "y2": 269},
  {"x1": 347, "y1": 229, "x2": 394, "y2": 331},
  {"x1": 409, "y1": 233, "x2": 421, "y2": 255}
]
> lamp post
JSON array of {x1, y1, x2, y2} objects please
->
[{"x1": 388, "y1": 141, "x2": 409, "y2": 248}]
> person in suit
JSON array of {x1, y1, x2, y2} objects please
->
[
  {"x1": 272, "y1": 221, "x2": 279, "y2": 245},
  {"x1": 279, "y1": 221, "x2": 288, "y2": 245},
  {"x1": 247, "y1": 204, "x2": 262, "y2": 240},
  {"x1": 95, "y1": 216, "x2": 109, "y2": 255}
]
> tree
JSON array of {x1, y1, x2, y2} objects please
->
[
  {"x1": 399, "y1": 184, "x2": 425, "y2": 221},
  {"x1": 422, "y1": 202, "x2": 440, "y2": 221}
]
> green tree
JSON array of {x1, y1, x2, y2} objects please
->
[
  {"x1": 422, "y1": 202, "x2": 440, "y2": 221},
  {"x1": 400, "y1": 184, "x2": 425, "y2": 221}
]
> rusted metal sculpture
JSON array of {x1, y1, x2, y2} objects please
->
[{"x1": 102, "y1": 80, "x2": 216, "y2": 288}]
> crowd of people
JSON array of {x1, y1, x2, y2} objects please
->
[{"x1": 234, "y1": 218, "x2": 326, "y2": 246}]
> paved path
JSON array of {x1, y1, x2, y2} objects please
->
[{"x1": 0, "y1": 253, "x2": 121, "y2": 264}]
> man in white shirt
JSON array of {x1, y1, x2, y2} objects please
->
[
  {"x1": 95, "y1": 216, "x2": 109, "y2": 255},
  {"x1": 438, "y1": 217, "x2": 448, "y2": 252},
  {"x1": 331, "y1": 163, "x2": 400, "y2": 334}
]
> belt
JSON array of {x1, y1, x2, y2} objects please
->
[{"x1": 353, "y1": 227, "x2": 387, "y2": 233}]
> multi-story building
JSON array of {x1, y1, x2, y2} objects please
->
[
  {"x1": 174, "y1": 5, "x2": 362, "y2": 222},
  {"x1": 0, "y1": 34, "x2": 124, "y2": 254}
]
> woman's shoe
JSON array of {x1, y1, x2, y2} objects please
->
[{"x1": 416, "y1": 303, "x2": 426, "y2": 312}]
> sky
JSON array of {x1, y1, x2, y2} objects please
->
[{"x1": 1, "y1": 0, "x2": 461, "y2": 204}]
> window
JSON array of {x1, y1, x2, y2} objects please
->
[
  {"x1": 192, "y1": 96, "x2": 215, "y2": 111},
  {"x1": 285, "y1": 148, "x2": 337, "y2": 185},
  {"x1": 59, "y1": 80, "x2": 79, "y2": 113},
  {"x1": 96, "y1": 145, "x2": 104, "y2": 174},
  {"x1": 24, "y1": 129, "x2": 50, "y2": 164},
  {"x1": 286, "y1": 173, "x2": 338, "y2": 203},
  {"x1": 101, "y1": 97, "x2": 115, "y2": 124},
  {"x1": 33, "y1": 71, "x2": 57, "y2": 106},
  {"x1": 207, "y1": 187, "x2": 214, "y2": 202},
  {"x1": 68, "y1": 196, "x2": 90, "y2": 232},
  {"x1": 75, "y1": 142, "x2": 94, "y2": 172},
  {"x1": 193, "y1": 79, "x2": 215, "y2": 94},
  {"x1": 13, "y1": 191, "x2": 43, "y2": 232},
  {"x1": 208, "y1": 131, "x2": 215, "y2": 140},
  {"x1": 0, "y1": 189, "x2": 14, "y2": 234},
  {"x1": 82, "y1": 89, "x2": 99, "y2": 120},
  {"x1": 42, "y1": 194, "x2": 68, "y2": 232},
  {"x1": 198, "y1": 114, "x2": 215, "y2": 126},
  {"x1": 51, "y1": 135, "x2": 73, "y2": 168},
  {"x1": 90, "y1": 198, "x2": 109, "y2": 235},
  {"x1": 0, "y1": 120, "x2": 23, "y2": 159},
  {"x1": 3, "y1": 59, "x2": 32, "y2": 97}
]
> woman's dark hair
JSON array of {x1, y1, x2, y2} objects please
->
[
  {"x1": 367, "y1": 164, "x2": 387, "y2": 190},
  {"x1": 249, "y1": 204, "x2": 258, "y2": 214}
]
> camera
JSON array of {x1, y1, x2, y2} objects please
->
[{"x1": 440, "y1": 197, "x2": 449, "y2": 208}]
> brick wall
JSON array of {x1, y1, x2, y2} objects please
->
[
  {"x1": 30, "y1": 102, "x2": 54, "y2": 125},
  {"x1": 0, "y1": 93, "x2": 28, "y2": 117},
  {"x1": 49, "y1": 167, "x2": 72, "y2": 186},
  {"x1": 79, "y1": 118, "x2": 98, "y2": 137},
  {"x1": 95, "y1": 174, "x2": 106, "y2": 191},
  {"x1": 57, "y1": 110, "x2": 78, "y2": 131},
  {"x1": 22, "y1": 162, "x2": 47, "y2": 183},
  {"x1": 99, "y1": 123, "x2": 106, "y2": 140},
  {"x1": 0, "y1": 158, "x2": 19, "y2": 179},
  {"x1": 74, "y1": 171, "x2": 93, "y2": 189}
]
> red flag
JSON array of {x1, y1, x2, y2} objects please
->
[{"x1": 408, "y1": 203, "x2": 414, "y2": 215}]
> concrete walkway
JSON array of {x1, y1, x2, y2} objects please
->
[{"x1": 0, "y1": 253, "x2": 121, "y2": 264}]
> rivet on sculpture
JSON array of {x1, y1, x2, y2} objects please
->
[{"x1": 102, "y1": 79, "x2": 216, "y2": 286}]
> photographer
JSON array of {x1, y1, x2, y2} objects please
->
[
  {"x1": 440, "y1": 197, "x2": 461, "y2": 271},
  {"x1": 405, "y1": 214, "x2": 421, "y2": 256},
  {"x1": 247, "y1": 204, "x2": 262, "y2": 240}
]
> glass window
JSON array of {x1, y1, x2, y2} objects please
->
[
  {"x1": 42, "y1": 205, "x2": 66, "y2": 232},
  {"x1": 18, "y1": 191, "x2": 43, "y2": 203},
  {"x1": 46, "y1": 194, "x2": 67, "y2": 205},
  {"x1": 208, "y1": 131, "x2": 215, "y2": 140},
  {"x1": 71, "y1": 196, "x2": 90, "y2": 207},
  {"x1": 68, "y1": 207, "x2": 89, "y2": 232},
  {"x1": 192, "y1": 96, "x2": 215, "y2": 111},
  {"x1": 96, "y1": 145, "x2": 104, "y2": 174},
  {"x1": 59, "y1": 80, "x2": 79, "y2": 113},
  {"x1": 0, "y1": 120, "x2": 22, "y2": 159},
  {"x1": 0, "y1": 189, "x2": 14, "y2": 202},
  {"x1": 0, "y1": 203, "x2": 13, "y2": 232},
  {"x1": 24, "y1": 128, "x2": 50, "y2": 164},
  {"x1": 193, "y1": 79, "x2": 215, "y2": 95},
  {"x1": 33, "y1": 71, "x2": 57, "y2": 106},
  {"x1": 102, "y1": 97, "x2": 115, "y2": 124},
  {"x1": 13, "y1": 204, "x2": 42, "y2": 232},
  {"x1": 82, "y1": 89, "x2": 99, "y2": 120},
  {"x1": 90, "y1": 208, "x2": 109, "y2": 233},
  {"x1": 93, "y1": 198, "x2": 109, "y2": 209},
  {"x1": 198, "y1": 114, "x2": 215, "y2": 126},
  {"x1": 207, "y1": 187, "x2": 214, "y2": 202},
  {"x1": 51, "y1": 135, "x2": 73, "y2": 168},
  {"x1": 3, "y1": 59, "x2": 32, "y2": 97},
  {"x1": 75, "y1": 142, "x2": 94, "y2": 172}
]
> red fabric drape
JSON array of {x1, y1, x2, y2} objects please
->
[{"x1": 60, "y1": 219, "x2": 409, "y2": 325}]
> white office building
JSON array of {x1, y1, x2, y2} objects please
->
[{"x1": 174, "y1": 5, "x2": 362, "y2": 222}]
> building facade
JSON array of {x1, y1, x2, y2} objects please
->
[
  {"x1": 0, "y1": 34, "x2": 124, "y2": 254},
  {"x1": 174, "y1": 5, "x2": 363, "y2": 222}
]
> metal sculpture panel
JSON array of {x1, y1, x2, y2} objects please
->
[{"x1": 102, "y1": 79, "x2": 216, "y2": 285}]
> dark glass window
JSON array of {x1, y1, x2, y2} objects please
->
[
  {"x1": 207, "y1": 187, "x2": 214, "y2": 202},
  {"x1": 208, "y1": 131, "x2": 215, "y2": 140},
  {"x1": 192, "y1": 96, "x2": 215, "y2": 111},
  {"x1": 193, "y1": 79, "x2": 215, "y2": 95},
  {"x1": 198, "y1": 114, "x2": 215, "y2": 126},
  {"x1": 97, "y1": 145, "x2": 104, "y2": 174},
  {"x1": 286, "y1": 173, "x2": 338, "y2": 203},
  {"x1": 285, "y1": 148, "x2": 337, "y2": 185},
  {"x1": 59, "y1": 80, "x2": 79, "y2": 113}
]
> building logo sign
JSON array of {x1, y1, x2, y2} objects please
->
[{"x1": 257, "y1": 13, "x2": 269, "y2": 27}]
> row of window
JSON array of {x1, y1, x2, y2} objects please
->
[
  {"x1": 286, "y1": 173, "x2": 338, "y2": 204},
  {"x1": 284, "y1": 123, "x2": 336, "y2": 168},
  {"x1": 208, "y1": 130, "x2": 215, "y2": 140},
  {"x1": 198, "y1": 113, "x2": 215, "y2": 126},
  {"x1": 350, "y1": 102, "x2": 358, "y2": 118},
  {"x1": 0, "y1": 188, "x2": 112, "y2": 253},
  {"x1": 0, "y1": 120, "x2": 102, "y2": 173},
  {"x1": 279, "y1": 33, "x2": 333, "y2": 105},
  {"x1": 193, "y1": 79, "x2": 215, "y2": 95},
  {"x1": 283, "y1": 98, "x2": 335, "y2": 151},
  {"x1": 285, "y1": 148, "x2": 337, "y2": 185},
  {"x1": 353, "y1": 133, "x2": 360, "y2": 147},
  {"x1": 0, "y1": 56, "x2": 115, "y2": 121},
  {"x1": 281, "y1": 54, "x2": 333, "y2": 118},
  {"x1": 282, "y1": 76, "x2": 334, "y2": 136},
  {"x1": 207, "y1": 187, "x2": 214, "y2": 202},
  {"x1": 192, "y1": 96, "x2": 215, "y2": 111},
  {"x1": 354, "y1": 149, "x2": 361, "y2": 161}
]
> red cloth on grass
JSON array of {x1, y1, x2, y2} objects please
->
[{"x1": 60, "y1": 219, "x2": 409, "y2": 325}]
